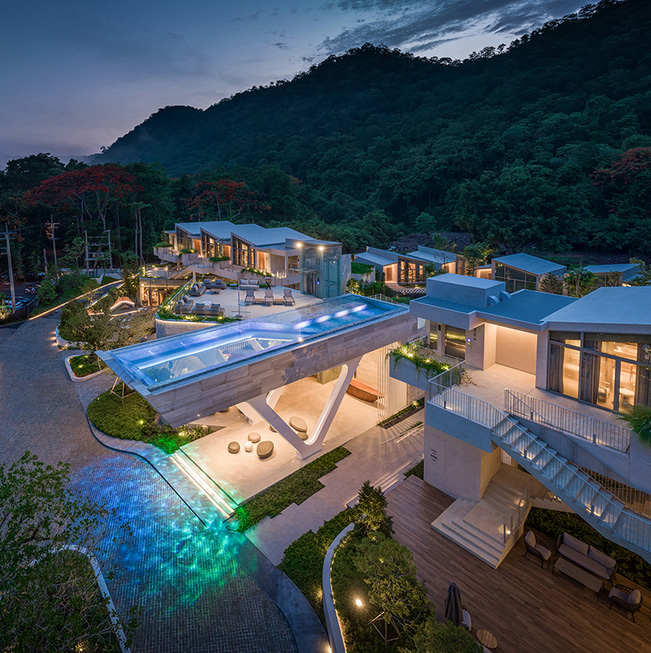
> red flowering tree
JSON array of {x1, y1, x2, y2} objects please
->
[
  {"x1": 590, "y1": 148, "x2": 651, "y2": 251},
  {"x1": 27, "y1": 164, "x2": 138, "y2": 233},
  {"x1": 187, "y1": 179, "x2": 270, "y2": 221}
]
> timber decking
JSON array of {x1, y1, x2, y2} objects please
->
[{"x1": 387, "y1": 476, "x2": 651, "y2": 653}]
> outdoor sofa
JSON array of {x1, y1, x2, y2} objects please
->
[
  {"x1": 188, "y1": 283, "x2": 206, "y2": 297},
  {"x1": 239, "y1": 278, "x2": 260, "y2": 289},
  {"x1": 175, "y1": 295, "x2": 195, "y2": 314},
  {"x1": 556, "y1": 532, "x2": 617, "y2": 586},
  {"x1": 205, "y1": 278, "x2": 226, "y2": 290}
]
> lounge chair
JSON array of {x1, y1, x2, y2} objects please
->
[
  {"x1": 176, "y1": 295, "x2": 194, "y2": 314},
  {"x1": 204, "y1": 303, "x2": 222, "y2": 318},
  {"x1": 264, "y1": 288, "x2": 274, "y2": 306},
  {"x1": 608, "y1": 584, "x2": 643, "y2": 622},
  {"x1": 523, "y1": 531, "x2": 552, "y2": 568},
  {"x1": 283, "y1": 288, "x2": 295, "y2": 306},
  {"x1": 244, "y1": 288, "x2": 256, "y2": 305},
  {"x1": 206, "y1": 278, "x2": 226, "y2": 290}
]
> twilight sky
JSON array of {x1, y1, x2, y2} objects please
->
[{"x1": 0, "y1": 0, "x2": 584, "y2": 168}]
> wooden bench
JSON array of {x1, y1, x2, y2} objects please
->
[{"x1": 346, "y1": 379, "x2": 381, "y2": 403}]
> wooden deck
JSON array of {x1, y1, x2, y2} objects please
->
[{"x1": 387, "y1": 476, "x2": 651, "y2": 653}]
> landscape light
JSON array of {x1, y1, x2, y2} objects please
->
[{"x1": 354, "y1": 597, "x2": 363, "y2": 608}]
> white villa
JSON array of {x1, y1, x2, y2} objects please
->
[{"x1": 392, "y1": 273, "x2": 651, "y2": 567}]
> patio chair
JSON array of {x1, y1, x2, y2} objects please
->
[
  {"x1": 244, "y1": 288, "x2": 256, "y2": 305},
  {"x1": 283, "y1": 288, "x2": 295, "y2": 306},
  {"x1": 608, "y1": 584, "x2": 643, "y2": 622},
  {"x1": 523, "y1": 531, "x2": 552, "y2": 568},
  {"x1": 264, "y1": 288, "x2": 274, "y2": 306}
]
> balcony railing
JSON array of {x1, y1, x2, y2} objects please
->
[
  {"x1": 504, "y1": 389, "x2": 631, "y2": 454},
  {"x1": 430, "y1": 386, "x2": 503, "y2": 429}
]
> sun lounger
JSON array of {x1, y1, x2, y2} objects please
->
[
  {"x1": 244, "y1": 288, "x2": 256, "y2": 305},
  {"x1": 283, "y1": 288, "x2": 295, "y2": 306},
  {"x1": 264, "y1": 288, "x2": 274, "y2": 306}
]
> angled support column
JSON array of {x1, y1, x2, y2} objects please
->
[
  {"x1": 245, "y1": 356, "x2": 362, "y2": 459},
  {"x1": 236, "y1": 387, "x2": 285, "y2": 424}
]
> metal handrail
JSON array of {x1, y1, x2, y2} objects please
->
[
  {"x1": 505, "y1": 389, "x2": 631, "y2": 454},
  {"x1": 430, "y1": 386, "x2": 503, "y2": 428}
]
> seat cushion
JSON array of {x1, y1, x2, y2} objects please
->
[
  {"x1": 608, "y1": 587, "x2": 628, "y2": 602},
  {"x1": 588, "y1": 546, "x2": 616, "y2": 573},
  {"x1": 562, "y1": 533, "x2": 589, "y2": 555},
  {"x1": 537, "y1": 544, "x2": 552, "y2": 561},
  {"x1": 627, "y1": 589, "x2": 642, "y2": 606},
  {"x1": 525, "y1": 531, "x2": 536, "y2": 548}
]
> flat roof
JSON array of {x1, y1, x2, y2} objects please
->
[
  {"x1": 433, "y1": 273, "x2": 503, "y2": 290},
  {"x1": 544, "y1": 286, "x2": 651, "y2": 331},
  {"x1": 494, "y1": 253, "x2": 565, "y2": 276},
  {"x1": 413, "y1": 289, "x2": 576, "y2": 330}
]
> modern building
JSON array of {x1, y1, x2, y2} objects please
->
[
  {"x1": 393, "y1": 273, "x2": 651, "y2": 567},
  {"x1": 397, "y1": 246, "x2": 465, "y2": 283},
  {"x1": 492, "y1": 253, "x2": 566, "y2": 293},
  {"x1": 353, "y1": 247, "x2": 399, "y2": 282},
  {"x1": 584, "y1": 263, "x2": 641, "y2": 287},
  {"x1": 153, "y1": 221, "x2": 351, "y2": 299}
]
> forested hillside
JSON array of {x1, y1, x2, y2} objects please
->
[{"x1": 97, "y1": 0, "x2": 651, "y2": 255}]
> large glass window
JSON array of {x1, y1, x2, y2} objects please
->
[
  {"x1": 494, "y1": 263, "x2": 537, "y2": 293},
  {"x1": 548, "y1": 333, "x2": 651, "y2": 413}
]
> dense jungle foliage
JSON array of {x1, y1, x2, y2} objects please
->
[{"x1": 1, "y1": 0, "x2": 650, "y2": 276}]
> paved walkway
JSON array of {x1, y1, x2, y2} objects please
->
[
  {"x1": 247, "y1": 413, "x2": 424, "y2": 564},
  {"x1": 0, "y1": 315, "x2": 310, "y2": 652}
]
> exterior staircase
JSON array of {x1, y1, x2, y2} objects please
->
[
  {"x1": 432, "y1": 466, "x2": 533, "y2": 568},
  {"x1": 170, "y1": 449, "x2": 238, "y2": 520},
  {"x1": 492, "y1": 415, "x2": 651, "y2": 564}
]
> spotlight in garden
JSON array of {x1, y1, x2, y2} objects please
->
[{"x1": 354, "y1": 597, "x2": 363, "y2": 608}]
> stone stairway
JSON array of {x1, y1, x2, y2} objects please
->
[
  {"x1": 492, "y1": 416, "x2": 651, "y2": 564},
  {"x1": 432, "y1": 466, "x2": 533, "y2": 568}
]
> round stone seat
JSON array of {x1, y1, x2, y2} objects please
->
[
  {"x1": 244, "y1": 441, "x2": 253, "y2": 453},
  {"x1": 269, "y1": 425, "x2": 277, "y2": 433},
  {"x1": 297, "y1": 431, "x2": 309, "y2": 441},
  {"x1": 248, "y1": 432, "x2": 261, "y2": 443},
  {"x1": 289, "y1": 416, "x2": 307, "y2": 432},
  {"x1": 227, "y1": 441, "x2": 240, "y2": 454},
  {"x1": 257, "y1": 441, "x2": 274, "y2": 459}
]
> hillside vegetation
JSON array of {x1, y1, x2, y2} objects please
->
[{"x1": 97, "y1": 0, "x2": 651, "y2": 255}]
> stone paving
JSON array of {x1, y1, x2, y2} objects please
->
[
  {"x1": 0, "y1": 315, "x2": 304, "y2": 652},
  {"x1": 247, "y1": 413, "x2": 424, "y2": 564}
]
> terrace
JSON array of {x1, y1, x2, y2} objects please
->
[{"x1": 387, "y1": 475, "x2": 651, "y2": 653}]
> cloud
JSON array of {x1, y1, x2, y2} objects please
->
[
  {"x1": 271, "y1": 42, "x2": 290, "y2": 50},
  {"x1": 319, "y1": 0, "x2": 583, "y2": 56}
]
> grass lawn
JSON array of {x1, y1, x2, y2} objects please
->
[
  {"x1": 68, "y1": 354, "x2": 103, "y2": 377},
  {"x1": 88, "y1": 385, "x2": 210, "y2": 453},
  {"x1": 234, "y1": 447, "x2": 351, "y2": 532},
  {"x1": 278, "y1": 508, "x2": 355, "y2": 624}
]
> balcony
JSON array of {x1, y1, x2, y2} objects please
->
[
  {"x1": 388, "y1": 341, "x2": 463, "y2": 393},
  {"x1": 153, "y1": 246, "x2": 179, "y2": 264}
]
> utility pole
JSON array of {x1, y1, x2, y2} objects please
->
[
  {"x1": 4, "y1": 223, "x2": 16, "y2": 312},
  {"x1": 43, "y1": 247, "x2": 48, "y2": 274},
  {"x1": 50, "y1": 215, "x2": 58, "y2": 266}
]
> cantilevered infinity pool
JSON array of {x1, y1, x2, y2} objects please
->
[{"x1": 100, "y1": 294, "x2": 417, "y2": 427}]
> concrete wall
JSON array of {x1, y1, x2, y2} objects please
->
[
  {"x1": 495, "y1": 326, "x2": 537, "y2": 374},
  {"x1": 465, "y1": 324, "x2": 497, "y2": 370},
  {"x1": 426, "y1": 403, "x2": 495, "y2": 453},
  {"x1": 156, "y1": 317, "x2": 215, "y2": 338},
  {"x1": 143, "y1": 311, "x2": 420, "y2": 427},
  {"x1": 390, "y1": 357, "x2": 433, "y2": 393},
  {"x1": 426, "y1": 274, "x2": 505, "y2": 308},
  {"x1": 424, "y1": 425, "x2": 501, "y2": 500}
]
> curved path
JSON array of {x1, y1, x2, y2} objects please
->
[{"x1": 0, "y1": 313, "x2": 323, "y2": 652}]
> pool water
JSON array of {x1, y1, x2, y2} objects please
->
[{"x1": 104, "y1": 294, "x2": 402, "y2": 390}]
